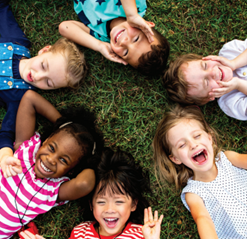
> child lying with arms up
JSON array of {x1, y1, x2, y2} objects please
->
[
  {"x1": 164, "y1": 39, "x2": 247, "y2": 121},
  {"x1": 0, "y1": 90, "x2": 104, "y2": 238},
  {"x1": 0, "y1": 0, "x2": 87, "y2": 162},
  {"x1": 59, "y1": 0, "x2": 170, "y2": 76}
]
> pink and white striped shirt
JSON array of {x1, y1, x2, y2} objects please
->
[
  {"x1": 0, "y1": 132, "x2": 69, "y2": 238},
  {"x1": 69, "y1": 221, "x2": 144, "y2": 239}
]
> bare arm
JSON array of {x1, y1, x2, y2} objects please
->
[
  {"x1": 59, "y1": 20, "x2": 127, "y2": 64},
  {"x1": 57, "y1": 168, "x2": 95, "y2": 202},
  {"x1": 15, "y1": 90, "x2": 61, "y2": 150},
  {"x1": 225, "y1": 150, "x2": 247, "y2": 169},
  {"x1": 120, "y1": 0, "x2": 154, "y2": 43},
  {"x1": 186, "y1": 193, "x2": 218, "y2": 239}
]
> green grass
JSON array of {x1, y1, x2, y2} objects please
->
[{"x1": 3, "y1": 0, "x2": 247, "y2": 238}]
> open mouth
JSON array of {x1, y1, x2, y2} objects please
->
[
  {"x1": 27, "y1": 72, "x2": 34, "y2": 82},
  {"x1": 115, "y1": 30, "x2": 124, "y2": 43},
  {"x1": 41, "y1": 161, "x2": 52, "y2": 173},
  {"x1": 104, "y1": 218, "x2": 119, "y2": 228},
  {"x1": 192, "y1": 149, "x2": 207, "y2": 164},
  {"x1": 219, "y1": 67, "x2": 224, "y2": 81}
]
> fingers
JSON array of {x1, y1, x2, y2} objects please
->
[
  {"x1": 202, "y1": 55, "x2": 218, "y2": 61},
  {"x1": 110, "y1": 55, "x2": 128, "y2": 65},
  {"x1": 158, "y1": 214, "x2": 164, "y2": 224}
]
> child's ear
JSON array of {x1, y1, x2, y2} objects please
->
[
  {"x1": 146, "y1": 21, "x2": 155, "y2": 28},
  {"x1": 131, "y1": 199, "x2": 138, "y2": 212},
  {"x1": 169, "y1": 155, "x2": 182, "y2": 165},
  {"x1": 38, "y1": 45, "x2": 52, "y2": 55}
]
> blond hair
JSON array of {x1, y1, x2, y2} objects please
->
[
  {"x1": 49, "y1": 37, "x2": 87, "y2": 88},
  {"x1": 163, "y1": 54, "x2": 209, "y2": 105},
  {"x1": 153, "y1": 105, "x2": 220, "y2": 189}
]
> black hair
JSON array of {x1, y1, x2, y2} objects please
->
[
  {"x1": 83, "y1": 148, "x2": 151, "y2": 224},
  {"x1": 41, "y1": 106, "x2": 104, "y2": 177}
]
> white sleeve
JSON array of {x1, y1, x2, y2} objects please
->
[{"x1": 217, "y1": 39, "x2": 247, "y2": 121}]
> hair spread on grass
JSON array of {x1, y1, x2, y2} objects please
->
[
  {"x1": 49, "y1": 37, "x2": 87, "y2": 88},
  {"x1": 152, "y1": 105, "x2": 220, "y2": 189},
  {"x1": 137, "y1": 28, "x2": 170, "y2": 76},
  {"x1": 163, "y1": 54, "x2": 210, "y2": 105}
]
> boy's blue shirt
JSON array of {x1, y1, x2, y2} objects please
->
[
  {"x1": 0, "y1": 0, "x2": 35, "y2": 151},
  {"x1": 74, "y1": 0, "x2": 147, "y2": 42}
]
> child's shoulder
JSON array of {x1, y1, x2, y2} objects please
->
[{"x1": 71, "y1": 221, "x2": 95, "y2": 238}]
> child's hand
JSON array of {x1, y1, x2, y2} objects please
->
[
  {"x1": 0, "y1": 155, "x2": 22, "y2": 178},
  {"x1": 203, "y1": 55, "x2": 236, "y2": 71},
  {"x1": 19, "y1": 230, "x2": 45, "y2": 239},
  {"x1": 209, "y1": 77, "x2": 240, "y2": 99},
  {"x1": 98, "y1": 42, "x2": 128, "y2": 65},
  {"x1": 142, "y1": 207, "x2": 163, "y2": 239},
  {"x1": 127, "y1": 14, "x2": 154, "y2": 43}
]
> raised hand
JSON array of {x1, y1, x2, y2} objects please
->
[
  {"x1": 142, "y1": 207, "x2": 163, "y2": 239},
  {"x1": 99, "y1": 42, "x2": 128, "y2": 65},
  {"x1": 0, "y1": 154, "x2": 22, "y2": 178},
  {"x1": 127, "y1": 14, "x2": 155, "y2": 43},
  {"x1": 209, "y1": 77, "x2": 240, "y2": 99},
  {"x1": 19, "y1": 230, "x2": 45, "y2": 239}
]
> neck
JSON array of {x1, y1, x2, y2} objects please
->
[
  {"x1": 110, "y1": 17, "x2": 126, "y2": 30},
  {"x1": 193, "y1": 162, "x2": 218, "y2": 182},
  {"x1": 19, "y1": 58, "x2": 28, "y2": 80}
]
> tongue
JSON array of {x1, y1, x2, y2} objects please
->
[{"x1": 194, "y1": 153, "x2": 205, "y2": 163}]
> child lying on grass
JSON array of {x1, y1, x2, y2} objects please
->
[
  {"x1": 0, "y1": 0, "x2": 87, "y2": 162},
  {"x1": 0, "y1": 90, "x2": 104, "y2": 238},
  {"x1": 164, "y1": 39, "x2": 247, "y2": 120},
  {"x1": 59, "y1": 0, "x2": 170, "y2": 76}
]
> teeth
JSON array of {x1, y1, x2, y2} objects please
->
[
  {"x1": 105, "y1": 218, "x2": 117, "y2": 222},
  {"x1": 116, "y1": 31, "x2": 123, "y2": 42},
  {"x1": 194, "y1": 150, "x2": 203, "y2": 157},
  {"x1": 219, "y1": 68, "x2": 222, "y2": 80},
  {"x1": 41, "y1": 161, "x2": 52, "y2": 172}
]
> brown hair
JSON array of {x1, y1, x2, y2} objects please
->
[
  {"x1": 152, "y1": 105, "x2": 220, "y2": 189},
  {"x1": 137, "y1": 28, "x2": 170, "y2": 76},
  {"x1": 163, "y1": 54, "x2": 209, "y2": 105},
  {"x1": 49, "y1": 38, "x2": 87, "y2": 88}
]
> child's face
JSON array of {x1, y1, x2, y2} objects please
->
[
  {"x1": 35, "y1": 130, "x2": 82, "y2": 179},
  {"x1": 181, "y1": 59, "x2": 233, "y2": 101},
  {"x1": 110, "y1": 21, "x2": 159, "y2": 67},
  {"x1": 19, "y1": 46, "x2": 68, "y2": 90},
  {"x1": 92, "y1": 185, "x2": 137, "y2": 236},
  {"x1": 168, "y1": 119, "x2": 215, "y2": 180}
]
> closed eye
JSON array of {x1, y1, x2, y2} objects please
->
[
  {"x1": 204, "y1": 62, "x2": 207, "y2": 70},
  {"x1": 134, "y1": 36, "x2": 139, "y2": 42},
  {"x1": 179, "y1": 144, "x2": 185, "y2": 149},
  {"x1": 116, "y1": 201, "x2": 124, "y2": 204},
  {"x1": 41, "y1": 62, "x2": 45, "y2": 69},
  {"x1": 195, "y1": 134, "x2": 201, "y2": 139},
  {"x1": 123, "y1": 49, "x2": 128, "y2": 57}
]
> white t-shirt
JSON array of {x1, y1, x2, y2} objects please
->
[{"x1": 218, "y1": 39, "x2": 247, "y2": 120}]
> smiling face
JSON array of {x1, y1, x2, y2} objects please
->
[
  {"x1": 168, "y1": 119, "x2": 215, "y2": 180},
  {"x1": 110, "y1": 20, "x2": 159, "y2": 67},
  {"x1": 181, "y1": 59, "x2": 233, "y2": 100},
  {"x1": 92, "y1": 184, "x2": 137, "y2": 237},
  {"x1": 19, "y1": 47, "x2": 68, "y2": 90},
  {"x1": 35, "y1": 130, "x2": 82, "y2": 179}
]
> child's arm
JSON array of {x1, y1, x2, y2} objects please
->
[
  {"x1": 120, "y1": 0, "x2": 154, "y2": 43},
  {"x1": 186, "y1": 193, "x2": 218, "y2": 239},
  {"x1": 142, "y1": 207, "x2": 163, "y2": 239},
  {"x1": 59, "y1": 21, "x2": 127, "y2": 65},
  {"x1": 15, "y1": 90, "x2": 61, "y2": 150},
  {"x1": 225, "y1": 151, "x2": 247, "y2": 169},
  {"x1": 57, "y1": 168, "x2": 95, "y2": 202},
  {"x1": 0, "y1": 147, "x2": 22, "y2": 178}
]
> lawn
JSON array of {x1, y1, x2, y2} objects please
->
[{"x1": 5, "y1": 0, "x2": 247, "y2": 238}]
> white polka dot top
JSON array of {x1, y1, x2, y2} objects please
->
[{"x1": 181, "y1": 152, "x2": 247, "y2": 239}]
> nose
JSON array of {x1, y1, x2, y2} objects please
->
[
  {"x1": 47, "y1": 154, "x2": 56, "y2": 166},
  {"x1": 119, "y1": 36, "x2": 129, "y2": 47},
  {"x1": 207, "y1": 66, "x2": 217, "y2": 80},
  {"x1": 189, "y1": 139, "x2": 198, "y2": 150},
  {"x1": 105, "y1": 202, "x2": 116, "y2": 213}
]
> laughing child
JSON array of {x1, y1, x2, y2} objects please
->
[
  {"x1": 0, "y1": 0, "x2": 87, "y2": 161},
  {"x1": 59, "y1": 0, "x2": 170, "y2": 76},
  {"x1": 164, "y1": 39, "x2": 247, "y2": 120}
]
